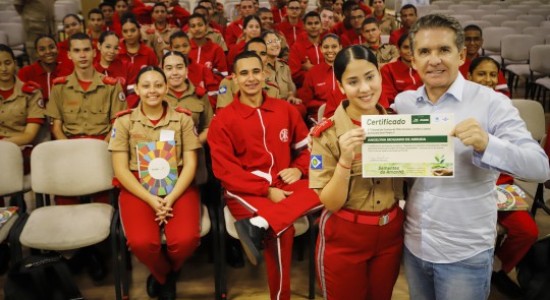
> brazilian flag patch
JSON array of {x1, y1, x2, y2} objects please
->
[{"x1": 310, "y1": 155, "x2": 323, "y2": 170}]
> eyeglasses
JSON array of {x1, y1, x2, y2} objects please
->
[{"x1": 266, "y1": 39, "x2": 281, "y2": 44}]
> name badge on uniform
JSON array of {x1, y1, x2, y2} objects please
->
[
  {"x1": 310, "y1": 155, "x2": 323, "y2": 170},
  {"x1": 160, "y1": 129, "x2": 175, "y2": 141}
]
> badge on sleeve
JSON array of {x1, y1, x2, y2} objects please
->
[
  {"x1": 118, "y1": 92, "x2": 126, "y2": 102},
  {"x1": 111, "y1": 128, "x2": 116, "y2": 139},
  {"x1": 310, "y1": 155, "x2": 323, "y2": 170},
  {"x1": 37, "y1": 98, "x2": 45, "y2": 108},
  {"x1": 218, "y1": 85, "x2": 227, "y2": 95}
]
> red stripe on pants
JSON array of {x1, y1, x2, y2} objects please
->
[
  {"x1": 316, "y1": 208, "x2": 404, "y2": 300},
  {"x1": 226, "y1": 179, "x2": 321, "y2": 300},
  {"x1": 119, "y1": 185, "x2": 201, "y2": 284},
  {"x1": 496, "y1": 210, "x2": 538, "y2": 273}
]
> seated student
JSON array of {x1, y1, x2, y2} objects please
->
[
  {"x1": 117, "y1": 14, "x2": 159, "y2": 107},
  {"x1": 371, "y1": 0, "x2": 398, "y2": 35},
  {"x1": 109, "y1": 66, "x2": 201, "y2": 300},
  {"x1": 224, "y1": 0, "x2": 257, "y2": 46},
  {"x1": 341, "y1": 6, "x2": 366, "y2": 45},
  {"x1": 361, "y1": 17, "x2": 399, "y2": 67},
  {"x1": 87, "y1": 8, "x2": 106, "y2": 48},
  {"x1": 162, "y1": 51, "x2": 213, "y2": 144},
  {"x1": 100, "y1": 2, "x2": 116, "y2": 32},
  {"x1": 0, "y1": 44, "x2": 44, "y2": 171},
  {"x1": 58, "y1": 13, "x2": 85, "y2": 74},
  {"x1": 380, "y1": 33, "x2": 422, "y2": 104},
  {"x1": 278, "y1": 0, "x2": 306, "y2": 47},
  {"x1": 161, "y1": 0, "x2": 191, "y2": 28},
  {"x1": 140, "y1": 3, "x2": 179, "y2": 46},
  {"x1": 460, "y1": 24, "x2": 510, "y2": 97},
  {"x1": 388, "y1": 4, "x2": 416, "y2": 46},
  {"x1": 217, "y1": 38, "x2": 280, "y2": 110},
  {"x1": 94, "y1": 31, "x2": 130, "y2": 94},
  {"x1": 227, "y1": 15, "x2": 262, "y2": 72},
  {"x1": 18, "y1": 35, "x2": 72, "y2": 103},
  {"x1": 207, "y1": 51, "x2": 322, "y2": 300},
  {"x1": 467, "y1": 56, "x2": 538, "y2": 298},
  {"x1": 169, "y1": 31, "x2": 218, "y2": 107},
  {"x1": 184, "y1": 2, "x2": 227, "y2": 51},
  {"x1": 298, "y1": 34, "x2": 346, "y2": 119},
  {"x1": 187, "y1": 13, "x2": 228, "y2": 84}
]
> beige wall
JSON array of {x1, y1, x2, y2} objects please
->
[{"x1": 81, "y1": 0, "x2": 101, "y2": 23}]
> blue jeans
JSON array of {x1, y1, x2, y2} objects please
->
[{"x1": 403, "y1": 246, "x2": 493, "y2": 300}]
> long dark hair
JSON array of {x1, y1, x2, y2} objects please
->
[{"x1": 333, "y1": 45, "x2": 378, "y2": 82}]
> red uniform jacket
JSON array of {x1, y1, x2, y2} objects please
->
[
  {"x1": 93, "y1": 59, "x2": 130, "y2": 92},
  {"x1": 168, "y1": 4, "x2": 191, "y2": 27},
  {"x1": 226, "y1": 40, "x2": 245, "y2": 73},
  {"x1": 17, "y1": 60, "x2": 72, "y2": 102},
  {"x1": 278, "y1": 20, "x2": 304, "y2": 47},
  {"x1": 56, "y1": 40, "x2": 74, "y2": 74},
  {"x1": 288, "y1": 34, "x2": 324, "y2": 87},
  {"x1": 117, "y1": 42, "x2": 158, "y2": 91},
  {"x1": 189, "y1": 39, "x2": 228, "y2": 84},
  {"x1": 380, "y1": 58, "x2": 422, "y2": 104},
  {"x1": 207, "y1": 93, "x2": 311, "y2": 196},
  {"x1": 460, "y1": 57, "x2": 510, "y2": 97},
  {"x1": 187, "y1": 61, "x2": 219, "y2": 108},
  {"x1": 271, "y1": 7, "x2": 287, "y2": 24},
  {"x1": 342, "y1": 30, "x2": 364, "y2": 46},
  {"x1": 131, "y1": 0, "x2": 153, "y2": 24},
  {"x1": 224, "y1": 19, "x2": 243, "y2": 47},
  {"x1": 297, "y1": 62, "x2": 346, "y2": 114},
  {"x1": 389, "y1": 27, "x2": 407, "y2": 46}
]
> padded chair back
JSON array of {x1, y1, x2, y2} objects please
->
[
  {"x1": 448, "y1": 4, "x2": 472, "y2": 12},
  {"x1": 523, "y1": 27, "x2": 550, "y2": 41},
  {"x1": 483, "y1": 26, "x2": 516, "y2": 53},
  {"x1": 517, "y1": 15, "x2": 545, "y2": 27},
  {"x1": 501, "y1": 21, "x2": 531, "y2": 33},
  {"x1": 432, "y1": 1, "x2": 453, "y2": 10},
  {"x1": 31, "y1": 139, "x2": 113, "y2": 196},
  {"x1": 464, "y1": 20, "x2": 492, "y2": 29},
  {"x1": 530, "y1": 45, "x2": 550, "y2": 75},
  {"x1": 0, "y1": 22, "x2": 25, "y2": 48},
  {"x1": 501, "y1": 34, "x2": 539, "y2": 63},
  {"x1": 511, "y1": 99, "x2": 546, "y2": 141},
  {"x1": 495, "y1": 9, "x2": 517, "y2": 18},
  {"x1": 478, "y1": 4, "x2": 500, "y2": 11},
  {"x1": 508, "y1": 4, "x2": 530, "y2": 14},
  {"x1": 481, "y1": 15, "x2": 508, "y2": 26},
  {"x1": 0, "y1": 141, "x2": 24, "y2": 196},
  {"x1": 0, "y1": 31, "x2": 7, "y2": 45},
  {"x1": 464, "y1": 9, "x2": 487, "y2": 20}
]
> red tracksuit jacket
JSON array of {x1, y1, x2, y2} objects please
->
[
  {"x1": 278, "y1": 20, "x2": 304, "y2": 47},
  {"x1": 271, "y1": 7, "x2": 287, "y2": 24},
  {"x1": 380, "y1": 58, "x2": 422, "y2": 104},
  {"x1": 226, "y1": 40, "x2": 245, "y2": 73},
  {"x1": 187, "y1": 61, "x2": 219, "y2": 108},
  {"x1": 224, "y1": 19, "x2": 243, "y2": 47},
  {"x1": 460, "y1": 57, "x2": 510, "y2": 97},
  {"x1": 189, "y1": 39, "x2": 228, "y2": 84},
  {"x1": 288, "y1": 34, "x2": 324, "y2": 87},
  {"x1": 17, "y1": 60, "x2": 72, "y2": 102},
  {"x1": 297, "y1": 62, "x2": 346, "y2": 114},
  {"x1": 93, "y1": 59, "x2": 131, "y2": 92},
  {"x1": 207, "y1": 93, "x2": 311, "y2": 196},
  {"x1": 117, "y1": 42, "x2": 158, "y2": 88}
]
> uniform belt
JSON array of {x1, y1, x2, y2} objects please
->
[
  {"x1": 68, "y1": 135, "x2": 106, "y2": 140},
  {"x1": 335, "y1": 206, "x2": 398, "y2": 226}
]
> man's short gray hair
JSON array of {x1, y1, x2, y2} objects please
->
[{"x1": 408, "y1": 14, "x2": 465, "y2": 53}]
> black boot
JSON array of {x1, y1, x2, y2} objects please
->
[
  {"x1": 146, "y1": 274, "x2": 160, "y2": 298},
  {"x1": 491, "y1": 270, "x2": 524, "y2": 299},
  {"x1": 159, "y1": 272, "x2": 177, "y2": 300},
  {"x1": 234, "y1": 218, "x2": 266, "y2": 266}
]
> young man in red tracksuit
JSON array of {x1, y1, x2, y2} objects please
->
[
  {"x1": 225, "y1": 0, "x2": 257, "y2": 46},
  {"x1": 208, "y1": 51, "x2": 322, "y2": 300},
  {"x1": 277, "y1": 0, "x2": 305, "y2": 47},
  {"x1": 288, "y1": 11, "x2": 324, "y2": 88},
  {"x1": 389, "y1": 4, "x2": 417, "y2": 45}
]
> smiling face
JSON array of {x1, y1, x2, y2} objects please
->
[
  {"x1": 468, "y1": 59, "x2": 499, "y2": 89},
  {"x1": 36, "y1": 37, "x2": 58, "y2": 64},
  {"x1": 411, "y1": 27, "x2": 465, "y2": 100},
  {"x1": 63, "y1": 16, "x2": 83, "y2": 37},
  {"x1": 135, "y1": 70, "x2": 168, "y2": 108},
  {"x1": 264, "y1": 33, "x2": 282, "y2": 57},
  {"x1": 338, "y1": 58, "x2": 381, "y2": 115},
  {"x1": 464, "y1": 29, "x2": 483, "y2": 59},
  {"x1": 259, "y1": 11, "x2": 274, "y2": 30},
  {"x1": 234, "y1": 56, "x2": 264, "y2": 97},
  {"x1": 321, "y1": 36, "x2": 341, "y2": 64},
  {"x1": 98, "y1": 34, "x2": 120, "y2": 63},
  {"x1": 163, "y1": 54, "x2": 188, "y2": 89},
  {"x1": 243, "y1": 18, "x2": 261, "y2": 40},
  {"x1": 320, "y1": 9, "x2": 334, "y2": 31}
]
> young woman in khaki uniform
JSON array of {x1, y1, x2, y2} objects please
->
[
  {"x1": 309, "y1": 45, "x2": 404, "y2": 300},
  {"x1": 109, "y1": 66, "x2": 202, "y2": 300},
  {"x1": 162, "y1": 51, "x2": 213, "y2": 145}
]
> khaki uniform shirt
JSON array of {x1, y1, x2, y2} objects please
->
[
  {"x1": 46, "y1": 72, "x2": 126, "y2": 137},
  {"x1": 376, "y1": 12, "x2": 398, "y2": 35},
  {"x1": 265, "y1": 59, "x2": 296, "y2": 100},
  {"x1": 216, "y1": 76, "x2": 280, "y2": 109},
  {"x1": 165, "y1": 82, "x2": 213, "y2": 134},
  {"x1": 108, "y1": 102, "x2": 201, "y2": 171},
  {"x1": 0, "y1": 79, "x2": 44, "y2": 138},
  {"x1": 207, "y1": 27, "x2": 228, "y2": 52},
  {"x1": 365, "y1": 43, "x2": 399, "y2": 67},
  {"x1": 309, "y1": 100, "x2": 402, "y2": 212},
  {"x1": 140, "y1": 25, "x2": 170, "y2": 62}
]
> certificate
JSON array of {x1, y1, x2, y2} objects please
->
[{"x1": 362, "y1": 114, "x2": 455, "y2": 178}]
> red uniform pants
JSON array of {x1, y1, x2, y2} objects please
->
[
  {"x1": 226, "y1": 179, "x2": 322, "y2": 300},
  {"x1": 316, "y1": 207, "x2": 404, "y2": 300},
  {"x1": 119, "y1": 185, "x2": 201, "y2": 284},
  {"x1": 496, "y1": 210, "x2": 538, "y2": 273}
]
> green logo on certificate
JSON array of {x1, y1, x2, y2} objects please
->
[{"x1": 411, "y1": 115, "x2": 431, "y2": 124}]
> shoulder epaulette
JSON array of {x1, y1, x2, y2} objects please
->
[
  {"x1": 310, "y1": 119, "x2": 334, "y2": 137},
  {"x1": 175, "y1": 107, "x2": 192, "y2": 116},
  {"x1": 276, "y1": 58, "x2": 289, "y2": 65},
  {"x1": 22, "y1": 81, "x2": 41, "y2": 94},
  {"x1": 195, "y1": 86, "x2": 206, "y2": 98},
  {"x1": 265, "y1": 80, "x2": 279, "y2": 89},
  {"x1": 52, "y1": 76, "x2": 68, "y2": 85},
  {"x1": 102, "y1": 76, "x2": 118, "y2": 85},
  {"x1": 116, "y1": 109, "x2": 133, "y2": 118},
  {"x1": 145, "y1": 27, "x2": 156, "y2": 35}
]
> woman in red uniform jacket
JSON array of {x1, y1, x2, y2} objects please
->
[
  {"x1": 18, "y1": 35, "x2": 72, "y2": 103},
  {"x1": 109, "y1": 66, "x2": 201, "y2": 300},
  {"x1": 226, "y1": 15, "x2": 262, "y2": 72},
  {"x1": 57, "y1": 14, "x2": 85, "y2": 74},
  {"x1": 298, "y1": 34, "x2": 346, "y2": 119},
  {"x1": 380, "y1": 33, "x2": 422, "y2": 105},
  {"x1": 117, "y1": 14, "x2": 159, "y2": 108},
  {"x1": 94, "y1": 31, "x2": 130, "y2": 95}
]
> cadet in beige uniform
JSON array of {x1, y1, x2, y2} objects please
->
[
  {"x1": 140, "y1": 3, "x2": 180, "y2": 46},
  {"x1": 310, "y1": 45, "x2": 403, "y2": 300},
  {"x1": 46, "y1": 33, "x2": 126, "y2": 141},
  {"x1": 216, "y1": 38, "x2": 280, "y2": 110},
  {"x1": 109, "y1": 66, "x2": 201, "y2": 300}
]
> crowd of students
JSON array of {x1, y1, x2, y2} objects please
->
[{"x1": 2, "y1": 0, "x2": 550, "y2": 299}]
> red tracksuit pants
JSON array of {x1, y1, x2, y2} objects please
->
[
  {"x1": 226, "y1": 179, "x2": 322, "y2": 300},
  {"x1": 496, "y1": 210, "x2": 538, "y2": 273},
  {"x1": 316, "y1": 208, "x2": 404, "y2": 300},
  {"x1": 119, "y1": 185, "x2": 201, "y2": 284}
]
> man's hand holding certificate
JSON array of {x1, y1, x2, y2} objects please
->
[{"x1": 362, "y1": 114, "x2": 455, "y2": 177}]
